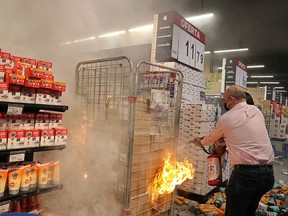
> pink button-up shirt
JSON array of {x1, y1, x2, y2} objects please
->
[{"x1": 201, "y1": 102, "x2": 274, "y2": 166}]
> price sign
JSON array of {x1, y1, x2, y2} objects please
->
[
  {"x1": 0, "y1": 203, "x2": 10, "y2": 213},
  {"x1": 154, "y1": 11, "x2": 205, "y2": 71},
  {"x1": 7, "y1": 104, "x2": 24, "y2": 115},
  {"x1": 9, "y1": 151, "x2": 25, "y2": 162}
]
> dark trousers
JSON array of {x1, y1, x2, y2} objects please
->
[{"x1": 225, "y1": 165, "x2": 274, "y2": 216}]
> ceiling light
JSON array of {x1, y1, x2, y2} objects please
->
[
  {"x1": 214, "y1": 48, "x2": 249, "y2": 53},
  {"x1": 246, "y1": 82, "x2": 258, "y2": 84},
  {"x1": 218, "y1": 67, "x2": 223, "y2": 70},
  {"x1": 204, "y1": 51, "x2": 211, "y2": 54},
  {"x1": 275, "y1": 87, "x2": 284, "y2": 89},
  {"x1": 186, "y1": 13, "x2": 214, "y2": 21},
  {"x1": 250, "y1": 75, "x2": 273, "y2": 78},
  {"x1": 98, "y1": 31, "x2": 126, "y2": 38},
  {"x1": 260, "y1": 82, "x2": 279, "y2": 84},
  {"x1": 128, "y1": 24, "x2": 153, "y2": 32},
  {"x1": 62, "y1": 41, "x2": 72, "y2": 45},
  {"x1": 275, "y1": 90, "x2": 287, "y2": 93},
  {"x1": 247, "y1": 65, "x2": 265, "y2": 68},
  {"x1": 73, "y1": 36, "x2": 96, "y2": 43}
]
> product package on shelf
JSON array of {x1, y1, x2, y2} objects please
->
[
  {"x1": 24, "y1": 129, "x2": 40, "y2": 148},
  {"x1": 37, "y1": 60, "x2": 53, "y2": 71},
  {"x1": 0, "y1": 65, "x2": 6, "y2": 82},
  {"x1": 0, "y1": 52, "x2": 12, "y2": 68},
  {"x1": 40, "y1": 129, "x2": 55, "y2": 146},
  {"x1": 0, "y1": 82, "x2": 9, "y2": 101},
  {"x1": 49, "y1": 113, "x2": 62, "y2": 128},
  {"x1": 54, "y1": 128, "x2": 68, "y2": 146},
  {"x1": 35, "y1": 113, "x2": 50, "y2": 129},
  {"x1": 0, "y1": 130, "x2": 7, "y2": 150},
  {"x1": 177, "y1": 103, "x2": 219, "y2": 196},
  {"x1": 7, "y1": 129, "x2": 25, "y2": 149}
]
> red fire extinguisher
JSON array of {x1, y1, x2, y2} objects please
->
[
  {"x1": 202, "y1": 141, "x2": 226, "y2": 186},
  {"x1": 207, "y1": 152, "x2": 222, "y2": 186}
]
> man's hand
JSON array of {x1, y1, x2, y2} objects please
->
[{"x1": 191, "y1": 137, "x2": 204, "y2": 148}]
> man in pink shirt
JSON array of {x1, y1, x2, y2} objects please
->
[{"x1": 193, "y1": 85, "x2": 275, "y2": 216}]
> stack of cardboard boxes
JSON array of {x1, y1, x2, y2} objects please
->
[{"x1": 177, "y1": 104, "x2": 220, "y2": 195}]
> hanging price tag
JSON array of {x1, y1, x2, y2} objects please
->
[
  {"x1": 7, "y1": 104, "x2": 24, "y2": 115},
  {"x1": 9, "y1": 151, "x2": 25, "y2": 162}
]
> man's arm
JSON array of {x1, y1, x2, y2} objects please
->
[{"x1": 201, "y1": 120, "x2": 225, "y2": 146}]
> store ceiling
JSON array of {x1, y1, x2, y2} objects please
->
[{"x1": 1, "y1": 0, "x2": 288, "y2": 94}]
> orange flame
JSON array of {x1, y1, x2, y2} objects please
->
[{"x1": 152, "y1": 155, "x2": 195, "y2": 200}]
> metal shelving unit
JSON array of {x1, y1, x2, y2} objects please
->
[
  {"x1": 0, "y1": 184, "x2": 63, "y2": 203},
  {"x1": 0, "y1": 102, "x2": 68, "y2": 113}
]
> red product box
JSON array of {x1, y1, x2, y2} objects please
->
[
  {"x1": 20, "y1": 113, "x2": 35, "y2": 129},
  {"x1": 24, "y1": 78, "x2": 41, "y2": 88},
  {"x1": 10, "y1": 114, "x2": 22, "y2": 130},
  {"x1": 0, "y1": 113, "x2": 12, "y2": 130},
  {"x1": 0, "y1": 130, "x2": 7, "y2": 150},
  {"x1": 52, "y1": 82, "x2": 66, "y2": 92},
  {"x1": 7, "y1": 129, "x2": 25, "y2": 149},
  {"x1": 54, "y1": 128, "x2": 68, "y2": 146},
  {"x1": 40, "y1": 79, "x2": 53, "y2": 89},
  {"x1": 22, "y1": 58, "x2": 37, "y2": 67},
  {"x1": 24, "y1": 129, "x2": 40, "y2": 148},
  {"x1": 43, "y1": 71, "x2": 54, "y2": 81},
  {"x1": 8, "y1": 74, "x2": 25, "y2": 85},
  {"x1": 25, "y1": 68, "x2": 44, "y2": 79},
  {"x1": 20, "y1": 87, "x2": 36, "y2": 104},
  {"x1": 14, "y1": 62, "x2": 32, "y2": 76},
  {"x1": 8, "y1": 85, "x2": 22, "y2": 102},
  {"x1": 37, "y1": 60, "x2": 52, "y2": 71},
  {"x1": 40, "y1": 129, "x2": 55, "y2": 146},
  {"x1": 35, "y1": 113, "x2": 50, "y2": 130},
  {"x1": 0, "y1": 52, "x2": 11, "y2": 67},
  {"x1": 0, "y1": 82, "x2": 9, "y2": 101},
  {"x1": 49, "y1": 114, "x2": 62, "y2": 129},
  {"x1": 0, "y1": 65, "x2": 5, "y2": 80},
  {"x1": 36, "y1": 89, "x2": 51, "y2": 104},
  {"x1": 10, "y1": 56, "x2": 22, "y2": 63}
]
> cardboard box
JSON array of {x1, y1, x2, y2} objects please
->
[
  {"x1": 37, "y1": 60, "x2": 52, "y2": 71},
  {"x1": 43, "y1": 71, "x2": 54, "y2": 81},
  {"x1": 20, "y1": 87, "x2": 36, "y2": 103},
  {"x1": 40, "y1": 129, "x2": 55, "y2": 146},
  {"x1": 13, "y1": 62, "x2": 31, "y2": 76},
  {"x1": 20, "y1": 113, "x2": 35, "y2": 129},
  {"x1": 35, "y1": 113, "x2": 50, "y2": 129},
  {"x1": 40, "y1": 79, "x2": 53, "y2": 89},
  {"x1": 22, "y1": 58, "x2": 37, "y2": 67},
  {"x1": 49, "y1": 113, "x2": 62, "y2": 129},
  {"x1": 8, "y1": 85, "x2": 21, "y2": 102},
  {"x1": 36, "y1": 89, "x2": 51, "y2": 104},
  {"x1": 54, "y1": 128, "x2": 68, "y2": 146},
  {"x1": 24, "y1": 78, "x2": 41, "y2": 88},
  {"x1": 52, "y1": 81, "x2": 66, "y2": 92},
  {"x1": 24, "y1": 129, "x2": 40, "y2": 148},
  {"x1": 0, "y1": 130, "x2": 7, "y2": 150},
  {"x1": 0, "y1": 113, "x2": 12, "y2": 130},
  {"x1": 10, "y1": 114, "x2": 22, "y2": 130},
  {"x1": 7, "y1": 74, "x2": 25, "y2": 86},
  {"x1": 0, "y1": 52, "x2": 11, "y2": 67},
  {"x1": 25, "y1": 68, "x2": 44, "y2": 79},
  {"x1": 0, "y1": 82, "x2": 9, "y2": 101},
  {"x1": 7, "y1": 129, "x2": 25, "y2": 149}
]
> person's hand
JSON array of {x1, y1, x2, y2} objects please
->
[{"x1": 191, "y1": 137, "x2": 204, "y2": 148}]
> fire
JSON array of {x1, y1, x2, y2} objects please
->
[{"x1": 152, "y1": 155, "x2": 195, "y2": 199}]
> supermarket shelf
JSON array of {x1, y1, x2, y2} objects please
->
[
  {"x1": 0, "y1": 145, "x2": 66, "y2": 156},
  {"x1": 0, "y1": 102, "x2": 69, "y2": 113},
  {"x1": 0, "y1": 184, "x2": 63, "y2": 203}
]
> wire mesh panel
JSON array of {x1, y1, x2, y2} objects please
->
[
  {"x1": 75, "y1": 58, "x2": 183, "y2": 216},
  {"x1": 130, "y1": 62, "x2": 183, "y2": 216},
  {"x1": 75, "y1": 57, "x2": 135, "y2": 214}
]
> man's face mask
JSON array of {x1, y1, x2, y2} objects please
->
[{"x1": 224, "y1": 97, "x2": 232, "y2": 111}]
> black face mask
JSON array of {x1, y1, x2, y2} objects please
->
[{"x1": 224, "y1": 102, "x2": 229, "y2": 111}]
